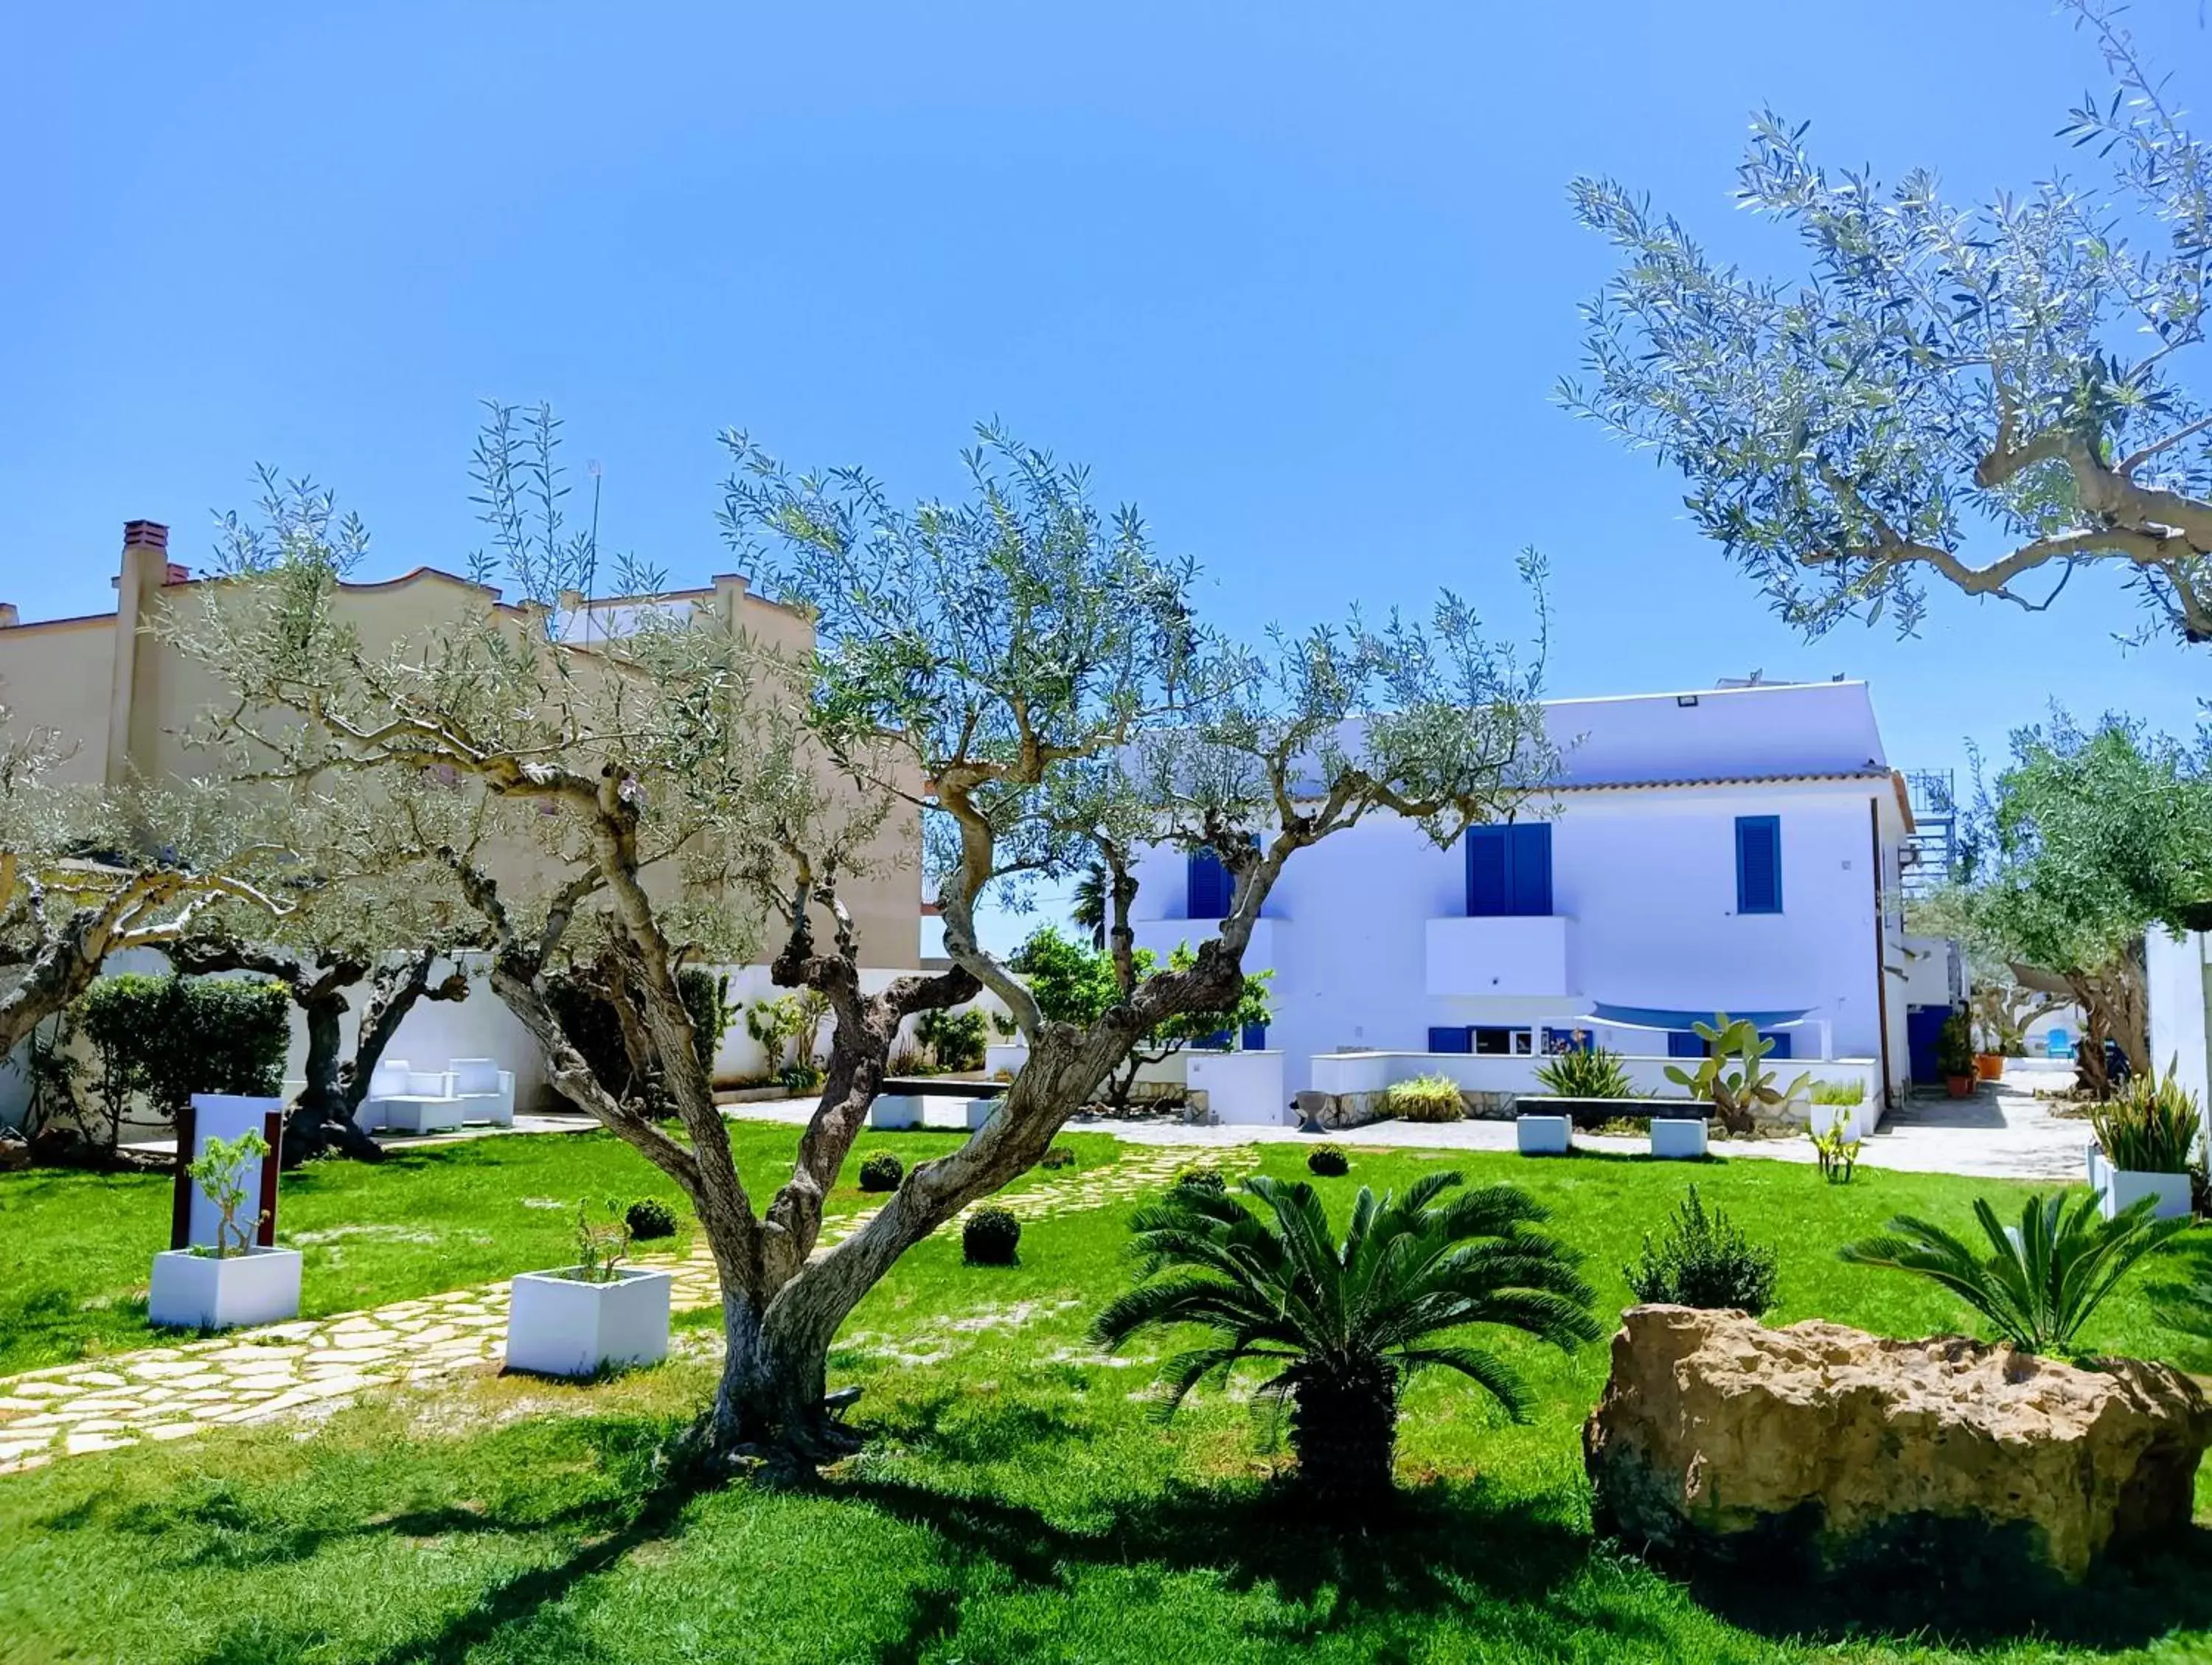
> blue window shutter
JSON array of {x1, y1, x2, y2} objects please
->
[
  {"x1": 1427, "y1": 1026, "x2": 1473, "y2": 1054},
  {"x1": 1510, "y1": 823, "x2": 1553, "y2": 917},
  {"x1": 1187, "y1": 849, "x2": 1229, "y2": 919},
  {"x1": 1735, "y1": 816, "x2": 1782, "y2": 914},
  {"x1": 1200, "y1": 1029, "x2": 1231, "y2": 1050},
  {"x1": 1761, "y1": 1030, "x2": 1792, "y2": 1061},
  {"x1": 1240, "y1": 1022, "x2": 1267, "y2": 1052},
  {"x1": 1465, "y1": 827, "x2": 1509, "y2": 917},
  {"x1": 1667, "y1": 1031, "x2": 1706, "y2": 1059}
]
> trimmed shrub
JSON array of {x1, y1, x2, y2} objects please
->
[
  {"x1": 859, "y1": 1152, "x2": 905, "y2": 1192},
  {"x1": 1039, "y1": 1145, "x2": 1077, "y2": 1171},
  {"x1": 1307, "y1": 1144, "x2": 1349, "y2": 1177},
  {"x1": 77, "y1": 973, "x2": 291, "y2": 1137},
  {"x1": 1384, "y1": 1074, "x2": 1466, "y2": 1123},
  {"x1": 1172, "y1": 1165, "x2": 1226, "y2": 1194},
  {"x1": 1624, "y1": 1186, "x2": 1778, "y2": 1315},
  {"x1": 624, "y1": 1198, "x2": 678, "y2": 1240},
  {"x1": 963, "y1": 1207, "x2": 1021, "y2": 1265}
]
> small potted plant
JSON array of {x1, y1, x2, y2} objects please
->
[
  {"x1": 1936, "y1": 1009, "x2": 1978, "y2": 1099},
  {"x1": 1972, "y1": 1013, "x2": 2006, "y2": 1082},
  {"x1": 148, "y1": 1130, "x2": 302, "y2": 1331},
  {"x1": 505, "y1": 1200, "x2": 674, "y2": 1378}
]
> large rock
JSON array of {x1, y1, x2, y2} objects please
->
[{"x1": 1585, "y1": 1304, "x2": 2212, "y2": 1584}]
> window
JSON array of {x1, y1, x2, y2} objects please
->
[
  {"x1": 1427, "y1": 1026, "x2": 1473, "y2": 1054},
  {"x1": 1735, "y1": 815, "x2": 1782, "y2": 914},
  {"x1": 1472, "y1": 1026, "x2": 1534, "y2": 1056},
  {"x1": 1466, "y1": 822, "x2": 1552, "y2": 917},
  {"x1": 1186, "y1": 849, "x2": 1231, "y2": 919}
]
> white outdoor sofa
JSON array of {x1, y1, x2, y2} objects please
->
[{"x1": 359, "y1": 1061, "x2": 466, "y2": 1135}]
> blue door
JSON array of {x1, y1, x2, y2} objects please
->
[
  {"x1": 1906, "y1": 1006, "x2": 1949, "y2": 1085},
  {"x1": 1186, "y1": 849, "x2": 1231, "y2": 919},
  {"x1": 1240, "y1": 1022, "x2": 1267, "y2": 1052}
]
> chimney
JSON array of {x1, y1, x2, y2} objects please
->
[
  {"x1": 0, "y1": 604, "x2": 17, "y2": 628},
  {"x1": 122, "y1": 520, "x2": 169, "y2": 552},
  {"x1": 105, "y1": 519, "x2": 173, "y2": 785}
]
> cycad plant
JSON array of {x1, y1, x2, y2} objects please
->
[
  {"x1": 1839, "y1": 1191, "x2": 2186, "y2": 1356},
  {"x1": 1092, "y1": 1172, "x2": 1601, "y2": 1504}
]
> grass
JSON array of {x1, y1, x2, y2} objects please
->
[
  {"x1": 6, "y1": 1135, "x2": 2212, "y2": 1661},
  {"x1": 0, "y1": 1125, "x2": 1105, "y2": 1375}
]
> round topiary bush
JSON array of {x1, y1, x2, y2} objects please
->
[
  {"x1": 625, "y1": 1198, "x2": 678, "y2": 1240},
  {"x1": 1039, "y1": 1145, "x2": 1077, "y2": 1170},
  {"x1": 858, "y1": 1152, "x2": 905, "y2": 1193},
  {"x1": 1172, "y1": 1165, "x2": 1226, "y2": 1195},
  {"x1": 963, "y1": 1206, "x2": 1021, "y2": 1265},
  {"x1": 1307, "y1": 1144, "x2": 1349, "y2": 1177}
]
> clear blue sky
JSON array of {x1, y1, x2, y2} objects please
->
[{"x1": 4, "y1": 1, "x2": 2205, "y2": 810}]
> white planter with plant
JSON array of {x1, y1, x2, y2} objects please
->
[
  {"x1": 148, "y1": 1130, "x2": 302, "y2": 1330},
  {"x1": 505, "y1": 1203, "x2": 672, "y2": 1378},
  {"x1": 2090, "y1": 1069, "x2": 2199, "y2": 1223}
]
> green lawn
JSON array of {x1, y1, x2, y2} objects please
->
[{"x1": 5, "y1": 1136, "x2": 2212, "y2": 1662}]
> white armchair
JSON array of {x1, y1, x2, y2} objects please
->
[
  {"x1": 364, "y1": 1064, "x2": 465, "y2": 1134},
  {"x1": 449, "y1": 1057, "x2": 515, "y2": 1127}
]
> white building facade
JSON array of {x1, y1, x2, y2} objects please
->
[{"x1": 1127, "y1": 681, "x2": 1919, "y2": 1107}]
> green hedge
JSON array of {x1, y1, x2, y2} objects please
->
[{"x1": 76, "y1": 973, "x2": 291, "y2": 1123}]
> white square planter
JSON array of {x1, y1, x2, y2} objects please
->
[
  {"x1": 2086, "y1": 1141, "x2": 2108, "y2": 1198},
  {"x1": 1649, "y1": 1118, "x2": 1708, "y2": 1160},
  {"x1": 148, "y1": 1246, "x2": 302, "y2": 1331},
  {"x1": 869, "y1": 1094, "x2": 923, "y2": 1130},
  {"x1": 1516, "y1": 1114, "x2": 1571, "y2": 1155},
  {"x1": 505, "y1": 1267, "x2": 672, "y2": 1378},
  {"x1": 2101, "y1": 1169, "x2": 2192, "y2": 1222},
  {"x1": 959, "y1": 1096, "x2": 1001, "y2": 1132}
]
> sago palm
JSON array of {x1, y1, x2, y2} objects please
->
[
  {"x1": 1839, "y1": 1190, "x2": 2186, "y2": 1356},
  {"x1": 1092, "y1": 1172, "x2": 1601, "y2": 1504}
]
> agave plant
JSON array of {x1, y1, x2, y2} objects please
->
[
  {"x1": 1839, "y1": 1191, "x2": 2186, "y2": 1356},
  {"x1": 1534, "y1": 1043, "x2": 1633, "y2": 1099},
  {"x1": 2091, "y1": 1063, "x2": 2202, "y2": 1175},
  {"x1": 1662, "y1": 1015, "x2": 1811, "y2": 1136},
  {"x1": 1092, "y1": 1172, "x2": 1601, "y2": 1504}
]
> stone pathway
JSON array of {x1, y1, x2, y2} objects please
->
[{"x1": 0, "y1": 1144, "x2": 1239, "y2": 1476}]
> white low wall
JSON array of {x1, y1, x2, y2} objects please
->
[
  {"x1": 1187, "y1": 1050, "x2": 1287, "y2": 1126},
  {"x1": 1308, "y1": 1049, "x2": 1881, "y2": 1106},
  {"x1": 983, "y1": 1042, "x2": 1189, "y2": 1089}
]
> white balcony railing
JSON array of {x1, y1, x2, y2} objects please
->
[{"x1": 1424, "y1": 914, "x2": 1573, "y2": 998}]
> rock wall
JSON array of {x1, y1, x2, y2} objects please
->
[{"x1": 1585, "y1": 1305, "x2": 2211, "y2": 1584}]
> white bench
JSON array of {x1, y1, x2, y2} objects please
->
[{"x1": 1648, "y1": 1118, "x2": 1708, "y2": 1160}]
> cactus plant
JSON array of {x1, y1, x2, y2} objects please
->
[{"x1": 1661, "y1": 1015, "x2": 1810, "y2": 1137}]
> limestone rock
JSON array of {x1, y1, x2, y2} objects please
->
[{"x1": 1584, "y1": 1304, "x2": 2212, "y2": 1583}]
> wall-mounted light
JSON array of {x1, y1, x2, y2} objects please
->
[{"x1": 1677, "y1": 695, "x2": 1700, "y2": 708}]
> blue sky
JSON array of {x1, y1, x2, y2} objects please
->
[{"x1": 4, "y1": 2, "x2": 2206, "y2": 831}]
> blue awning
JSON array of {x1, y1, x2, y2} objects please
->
[{"x1": 1586, "y1": 1001, "x2": 1815, "y2": 1032}]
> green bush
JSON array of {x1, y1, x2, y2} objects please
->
[
  {"x1": 858, "y1": 1153, "x2": 904, "y2": 1192},
  {"x1": 1624, "y1": 1186, "x2": 1778, "y2": 1315},
  {"x1": 623, "y1": 1198, "x2": 678, "y2": 1240},
  {"x1": 1384, "y1": 1074, "x2": 1466, "y2": 1123},
  {"x1": 1534, "y1": 1045, "x2": 1633, "y2": 1099},
  {"x1": 1039, "y1": 1145, "x2": 1077, "y2": 1170},
  {"x1": 1810, "y1": 1079, "x2": 1866, "y2": 1105},
  {"x1": 77, "y1": 973, "x2": 291, "y2": 1135},
  {"x1": 917, "y1": 1008, "x2": 988, "y2": 1071},
  {"x1": 1172, "y1": 1165, "x2": 1226, "y2": 1194},
  {"x1": 1307, "y1": 1144, "x2": 1349, "y2": 1177},
  {"x1": 963, "y1": 1207, "x2": 1021, "y2": 1265},
  {"x1": 2093, "y1": 1066, "x2": 2200, "y2": 1174}
]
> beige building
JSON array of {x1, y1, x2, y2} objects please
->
[{"x1": 0, "y1": 520, "x2": 922, "y2": 970}]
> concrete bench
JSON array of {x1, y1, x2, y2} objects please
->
[{"x1": 1648, "y1": 1118, "x2": 1708, "y2": 1160}]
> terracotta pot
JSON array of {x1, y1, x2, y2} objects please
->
[
  {"x1": 1975, "y1": 1053, "x2": 2006, "y2": 1082},
  {"x1": 1945, "y1": 1074, "x2": 1977, "y2": 1099}
]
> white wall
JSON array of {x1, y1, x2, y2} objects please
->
[
  {"x1": 1130, "y1": 780, "x2": 1898, "y2": 1094},
  {"x1": 1308, "y1": 1049, "x2": 1880, "y2": 1105},
  {"x1": 2148, "y1": 928, "x2": 2211, "y2": 1125}
]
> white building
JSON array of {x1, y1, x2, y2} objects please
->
[{"x1": 1127, "y1": 679, "x2": 1921, "y2": 1107}]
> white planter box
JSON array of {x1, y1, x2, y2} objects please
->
[
  {"x1": 869, "y1": 1094, "x2": 923, "y2": 1130},
  {"x1": 148, "y1": 1246, "x2": 302, "y2": 1331},
  {"x1": 1649, "y1": 1119, "x2": 1708, "y2": 1160},
  {"x1": 959, "y1": 1096, "x2": 999, "y2": 1132},
  {"x1": 2086, "y1": 1141, "x2": 2107, "y2": 1197},
  {"x1": 1516, "y1": 1114, "x2": 1571, "y2": 1155},
  {"x1": 505, "y1": 1267, "x2": 672, "y2": 1378},
  {"x1": 2101, "y1": 1169, "x2": 2192, "y2": 1222}
]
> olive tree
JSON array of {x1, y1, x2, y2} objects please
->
[
  {"x1": 1563, "y1": 0, "x2": 2212, "y2": 644},
  {"x1": 184, "y1": 410, "x2": 1551, "y2": 1475},
  {"x1": 0, "y1": 713, "x2": 292, "y2": 1064}
]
